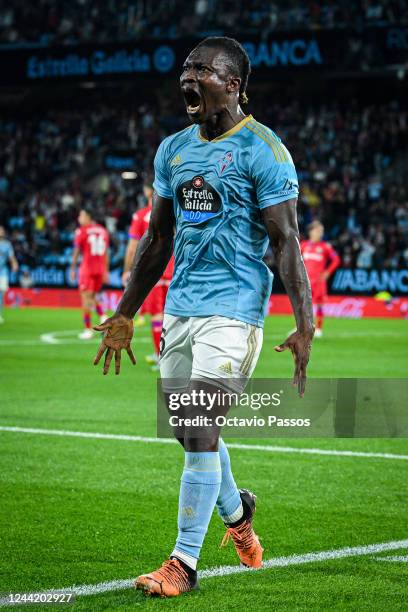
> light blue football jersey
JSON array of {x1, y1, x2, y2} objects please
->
[
  {"x1": 0, "y1": 239, "x2": 13, "y2": 277},
  {"x1": 153, "y1": 114, "x2": 299, "y2": 327}
]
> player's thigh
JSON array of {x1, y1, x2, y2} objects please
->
[
  {"x1": 78, "y1": 269, "x2": 91, "y2": 294},
  {"x1": 150, "y1": 285, "x2": 167, "y2": 315},
  {"x1": 141, "y1": 286, "x2": 161, "y2": 315},
  {"x1": 0, "y1": 276, "x2": 9, "y2": 292},
  {"x1": 80, "y1": 290, "x2": 93, "y2": 308},
  {"x1": 91, "y1": 274, "x2": 103, "y2": 293},
  {"x1": 311, "y1": 281, "x2": 327, "y2": 303},
  {"x1": 190, "y1": 316, "x2": 263, "y2": 392},
  {"x1": 159, "y1": 314, "x2": 193, "y2": 392}
]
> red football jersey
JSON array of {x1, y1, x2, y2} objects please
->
[
  {"x1": 129, "y1": 204, "x2": 174, "y2": 280},
  {"x1": 74, "y1": 223, "x2": 109, "y2": 276},
  {"x1": 300, "y1": 240, "x2": 340, "y2": 281},
  {"x1": 129, "y1": 205, "x2": 152, "y2": 241}
]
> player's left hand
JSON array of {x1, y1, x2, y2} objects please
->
[
  {"x1": 320, "y1": 271, "x2": 329, "y2": 281},
  {"x1": 274, "y1": 328, "x2": 314, "y2": 397},
  {"x1": 93, "y1": 313, "x2": 136, "y2": 375}
]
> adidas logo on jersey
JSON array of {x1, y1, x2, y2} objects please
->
[
  {"x1": 219, "y1": 361, "x2": 233, "y2": 375},
  {"x1": 170, "y1": 154, "x2": 182, "y2": 166}
]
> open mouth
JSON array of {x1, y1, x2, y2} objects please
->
[{"x1": 183, "y1": 89, "x2": 202, "y2": 115}]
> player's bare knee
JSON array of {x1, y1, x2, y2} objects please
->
[{"x1": 184, "y1": 433, "x2": 219, "y2": 452}]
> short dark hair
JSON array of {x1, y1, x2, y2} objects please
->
[
  {"x1": 195, "y1": 36, "x2": 251, "y2": 105},
  {"x1": 81, "y1": 206, "x2": 95, "y2": 221}
]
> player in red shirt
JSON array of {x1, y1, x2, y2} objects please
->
[
  {"x1": 122, "y1": 183, "x2": 174, "y2": 368},
  {"x1": 301, "y1": 221, "x2": 340, "y2": 337},
  {"x1": 70, "y1": 208, "x2": 110, "y2": 340}
]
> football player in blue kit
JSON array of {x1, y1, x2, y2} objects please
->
[{"x1": 94, "y1": 37, "x2": 314, "y2": 597}]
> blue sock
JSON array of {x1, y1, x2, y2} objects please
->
[
  {"x1": 172, "y1": 451, "x2": 221, "y2": 570},
  {"x1": 0, "y1": 290, "x2": 3, "y2": 313},
  {"x1": 216, "y1": 439, "x2": 243, "y2": 524}
]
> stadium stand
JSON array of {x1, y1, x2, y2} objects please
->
[
  {"x1": 0, "y1": 98, "x2": 406, "y2": 273},
  {"x1": 0, "y1": 0, "x2": 407, "y2": 45},
  {"x1": 0, "y1": 0, "x2": 406, "y2": 285}
]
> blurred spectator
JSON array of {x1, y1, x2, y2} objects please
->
[
  {"x1": 356, "y1": 239, "x2": 376, "y2": 268},
  {"x1": 19, "y1": 267, "x2": 34, "y2": 287},
  {"x1": 0, "y1": 97, "x2": 407, "y2": 276},
  {"x1": 0, "y1": 0, "x2": 407, "y2": 45}
]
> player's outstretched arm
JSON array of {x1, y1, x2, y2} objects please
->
[
  {"x1": 122, "y1": 238, "x2": 138, "y2": 286},
  {"x1": 94, "y1": 191, "x2": 175, "y2": 375},
  {"x1": 70, "y1": 247, "x2": 80, "y2": 283},
  {"x1": 324, "y1": 245, "x2": 341, "y2": 279},
  {"x1": 262, "y1": 199, "x2": 314, "y2": 396}
]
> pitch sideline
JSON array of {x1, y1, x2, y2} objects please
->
[
  {"x1": 0, "y1": 538, "x2": 407, "y2": 604},
  {"x1": 0, "y1": 426, "x2": 407, "y2": 461}
]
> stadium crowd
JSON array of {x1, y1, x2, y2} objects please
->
[
  {"x1": 0, "y1": 0, "x2": 407, "y2": 45},
  {"x1": 0, "y1": 98, "x2": 407, "y2": 280}
]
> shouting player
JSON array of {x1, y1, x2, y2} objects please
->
[
  {"x1": 0, "y1": 226, "x2": 19, "y2": 323},
  {"x1": 70, "y1": 208, "x2": 109, "y2": 340},
  {"x1": 301, "y1": 221, "x2": 340, "y2": 337},
  {"x1": 122, "y1": 182, "x2": 174, "y2": 368},
  {"x1": 93, "y1": 37, "x2": 314, "y2": 597}
]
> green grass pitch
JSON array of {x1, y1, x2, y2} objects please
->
[{"x1": 0, "y1": 307, "x2": 407, "y2": 610}]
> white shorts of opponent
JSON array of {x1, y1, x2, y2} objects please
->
[{"x1": 159, "y1": 314, "x2": 263, "y2": 393}]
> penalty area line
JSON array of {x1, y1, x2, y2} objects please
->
[
  {"x1": 0, "y1": 426, "x2": 408, "y2": 461},
  {"x1": 0, "y1": 538, "x2": 407, "y2": 603}
]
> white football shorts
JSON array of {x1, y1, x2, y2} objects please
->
[
  {"x1": 0, "y1": 275, "x2": 9, "y2": 292},
  {"x1": 159, "y1": 314, "x2": 263, "y2": 393}
]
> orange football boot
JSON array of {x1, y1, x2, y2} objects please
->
[
  {"x1": 220, "y1": 488, "x2": 263, "y2": 568},
  {"x1": 135, "y1": 558, "x2": 197, "y2": 597}
]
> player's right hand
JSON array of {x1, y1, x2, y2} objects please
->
[{"x1": 93, "y1": 313, "x2": 136, "y2": 375}]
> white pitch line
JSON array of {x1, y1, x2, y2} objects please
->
[
  {"x1": 0, "y1": 339, "x2": 52, "y2": 346},
  {"x1": 1, "y1": 426, "x2": 408, "y2": 461},
  {"x1": 0, "y1": 329, "x2": 152, "y2": 347},
  {"x1": 0, "y1": 538, "x2": 407, "y2": 605},
  {"x1": 39, "y1": 329, "x2": 152, "y2": 345},
  {"x1": 0, "y1": 328, "x2": 403, "y2": 347},
  {"x1": 0, "y1": 337, "x2": 151, "y2": 346},
  {"x1": 226, "y1": 442, "x2": 408, "y2": 461},
  {"x1": 374, "y1": 555, "x2": 408, "y2": 562}
]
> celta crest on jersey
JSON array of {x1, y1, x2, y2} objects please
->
[
  {"x1": 176, "y1": 175, "x2": 222, "y2": 224},
  {"x1": 219, "y1": 151, "x2": 233, "y2": 174}
]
